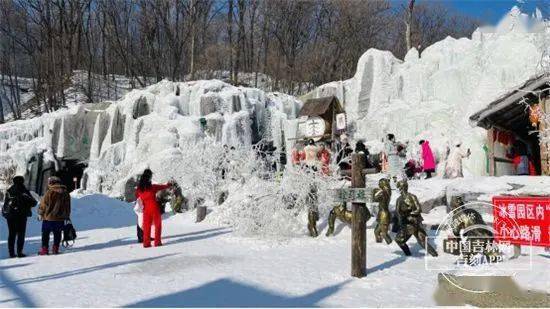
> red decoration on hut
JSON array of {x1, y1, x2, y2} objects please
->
[{"x1": 529, "y1": 104, "x2": 541, "y2": 127}]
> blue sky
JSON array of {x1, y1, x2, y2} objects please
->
[{"x1": 391, "y1": 0, "x2": 548, "y2": 24}]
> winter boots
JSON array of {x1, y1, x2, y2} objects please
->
[
  {"x1": 38, "y1": 247, "x2": 49, "y2": 255},
  {"x1": 38, "y1": 246, "x2": 60, "y2": 255}
]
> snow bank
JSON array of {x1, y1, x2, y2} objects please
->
[
  {"x1": 304, "y1": 7, "x2": 549, "y2": 176},
  {"x1": 405, "y1": 176, "x2": 550, "y2": 214}
]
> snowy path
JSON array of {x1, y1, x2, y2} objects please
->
[{"x1": 0, "y1": 194, "x2": 548, "y2": 307}]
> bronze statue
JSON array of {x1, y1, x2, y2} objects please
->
[
  {"x1": 395, "y1": 179, "x2": 438, "y2": 257},
  {"x1": 446, "y1": 196, "x2": 498, "y2": 262},
  {"x1": 307, "y1": 184, "x2": 319, "y2": 237},
  {"x1": 448, "y1": 196, "x2": 492, "y2": 238},
  {"x1": 372, "y1": 178, "x2": 392, "y2": 244},
  {"x1": 325, "y1": 203, "x2": 353, "y2": 236},
  {"x1": 308, "y1": 210, "x2": 319, "y2": 237},
  {"x1": 170, "y1": 184, "x2": 187, "y2": 213},
  {"x1": 158, "y1": 182, "x2": 186, "y2": 213}
]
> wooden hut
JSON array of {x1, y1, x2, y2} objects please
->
[
  {"x1": 469, "y1": 74, "x2": 550, "y2": 176},
  {"x1": 296, "y1": 96, "x2": 345, "y2": 142}
]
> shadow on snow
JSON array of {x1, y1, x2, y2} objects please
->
[
  {"x1": 0, "y1": 263, "x2": 36, "y2": 307},
  {"x1": 126, "y1": 278, "x2": 351, "y2": 307},
  {"x1": 0, "y1": 254, "x2": 177, "y2": 289},
  {"x1": 68, "y1": 228, "x2": 231, "y2": 253}
]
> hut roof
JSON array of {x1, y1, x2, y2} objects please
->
[
  {"x1": 298, "y1": 96, "x2": 344, "y2": 117},
  {"x1": 469, "y1": 74, "x2": 550, "y2": 136}
]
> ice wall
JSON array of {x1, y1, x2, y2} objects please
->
[
  {"x1": 0, "y1": 79, "x2": 301, "y2": 197},
  {"x1": 84, "y1": 80, "x2": 302, "y2": 196},
  {"x1": 305, "y1": 7, "x2": 549, "y2": 176}
]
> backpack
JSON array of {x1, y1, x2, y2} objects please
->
[
  {"x1": 62, "y1": 219, "x2": 77, "y2": 248},
  {"x1": 2, "y1": 191, "x2": 22, "y2": 218}
]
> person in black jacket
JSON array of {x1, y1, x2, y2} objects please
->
[
  {"x1": 336, "y1": 135, "x2": 353, "y2": 171},
  {"x1": 2, "y1": 176, "x2": 37, "y2": 258},
  {"x1": 355, "y1": 140, "x2": 374, "y2": 169}
]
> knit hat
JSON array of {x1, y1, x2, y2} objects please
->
[{"x1": 48, "y1": 176, "x2": 62, "y2": 185}]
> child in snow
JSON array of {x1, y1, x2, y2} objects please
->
[
  {"x1": 134, "y1": 198, "x2": 145, "y2": 243},
  {"x1": 135, "y1": 169, "x2": 173, "y2": 248},
  {"x1": 404, "y1": 159, "x2": 422, "y2": 179}
]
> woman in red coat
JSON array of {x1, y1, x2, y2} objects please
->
[{"x1": 135, "y1": 169, "x2": 172, "y2": 248}]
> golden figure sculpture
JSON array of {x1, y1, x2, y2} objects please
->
[
  {"x1": 307, "y1": 185, "x2": 319, "y2": 237},
  {"x1": 446, "y1": 196, "x2": 498, "y2": 263},
  {"x1": 325, "y1": 203, "x2": 353, "y2": 236},
  {"x1": 395, "y1": 179, "x2": 438, "y2": 257},
  {"x1": 308, "y1": 210, "x2": 319, "y2": 237},
  {"x1": 157, "y1": 182, "x2": 186, "y2": 213},
  {"x1": 372, "y1": 178, "x2": 392, "y2": 244},
  {"x1": 170, "y1": 186, "x2": 186, "y2": 213}
]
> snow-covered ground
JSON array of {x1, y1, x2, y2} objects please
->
[{"x1": 0, "y1": 187, "x2": 548, "y2": 307}]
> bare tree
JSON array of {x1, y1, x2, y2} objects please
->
[
  {"x1": 405, "y1": 0, "x2": 415, "y2": 51},
  {"x1": 0, "y1": 0, "x2": 481, "y2": 120}
]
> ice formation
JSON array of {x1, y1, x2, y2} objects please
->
[
  {"x1": 0, "y1": 79, "x2": 301, "y2": 198},
  {"x1": 302, "y1": 7, "x2": 549, "y2": 176}
]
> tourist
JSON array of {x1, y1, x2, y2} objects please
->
[
  {"x1": 291, "y1": 143, "x2": 304, "y2": 166},
  {"x1": 303, "y1": 139, "x2": 319, "y2": 171},
  {"x1": 444, "y1": 143, "x2": 471, "y2": 178},
  {"x1": 135, "y1": 169, "x2": 172, "y2": 248},
  {"x1": 355, "y1": 140, "x2": 374, "y2": 169},
  {"x1": 2, "y1": 176, "x2": 37, "y2": 258},
  {"x1": 404, "y1": 159, "x2": 422, "y2": 179},
  {"x1": 508, "y1": 141, "x2": 535, "y2": 176},
  {"x1": 318, "y1": 142, "x2": 331, "y2": 175},
  {"x1": 39, "y1": 176, "x2": 71, "y2": 255},
  {"x1": 336, "y1": 134, "x2": 353, "y2": 171},
  {"x1": 419, "y1": 140, "x2": 436, "y2": 178},
  {"x1": 384, "y1": 133, "x2": 403, "y2": 179}
]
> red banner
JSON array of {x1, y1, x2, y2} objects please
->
[{"x1": 492, "y1": 196, "x2": 550, "y2": 247}]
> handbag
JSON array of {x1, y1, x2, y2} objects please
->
[{"x1": 62, "y1": 219, "x2": 77, "y2": 248}]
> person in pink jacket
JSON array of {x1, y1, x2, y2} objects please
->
[{"x1": 419, "y1": 140, "x2": 436, "y2": 178}]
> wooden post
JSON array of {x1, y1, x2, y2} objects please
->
[{"x1": 351, "y1": 153, "x2": 367, "y2": 278}]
